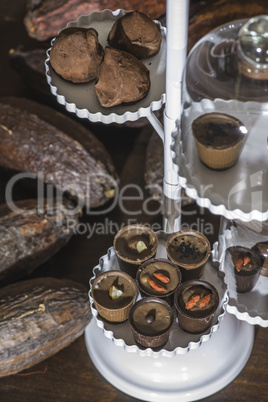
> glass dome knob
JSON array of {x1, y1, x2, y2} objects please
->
[{"x1": 237, "y1": 15, "x2": 268, "y2": 80}]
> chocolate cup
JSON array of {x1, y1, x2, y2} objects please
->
[
  {"x1": 136, "y1": 258, "x2": 182, "y2": 305},
  {"x1": 235, "y1": 269, "x2": 261, "y2": 293},
  {"x1": 192, "y1": 112, "x2": 247, "y2": 170},
  {"x1": 113, "y1": 224, "x2": 158, "y2": 279},
  {"x1": 228, "y1": 246, "x2": 262, "y2": 292},
  {"x1": 166, "y1": 229, "x2": 211, "y2": 282},
  {"x1": 251, "y1": 241, "x2": 268, "y2": 277},
  {"x1": 129, "y1": 297, "x2": 174, "y2": 349},
  {"x1": 174, "y1": 280, "x2": 219, "y2": 334},
  {"x1": 91, "y1": 270, "x2": 137, "y2": 323}
]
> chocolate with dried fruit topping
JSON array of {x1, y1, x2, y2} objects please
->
[
  {"x1": 137, "y1": 258, "x2": 181, "y2": 302},
  {"x1": 114, "y1": 224, "x2": 158, "y2": 278},
  {"x1": 174, "y1": 280, "x2": 219, "y2": 333},
  {"x1": 227, "y1": 246, "x2": 262, "y2": 292},
  {"x1": 91, "y1": 270, "x2": 137, "y2": 322}
]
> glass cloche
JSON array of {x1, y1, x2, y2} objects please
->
[{"x1": 175, "y1": 15, "x2": 268, "y2": 222}]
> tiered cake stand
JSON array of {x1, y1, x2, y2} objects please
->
[{"x1": 45, "y1": 3, "x2": 266, "y2": 400}]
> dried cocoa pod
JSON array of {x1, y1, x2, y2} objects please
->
[
  {"x1": 9, "y1": 47, "x2": 53, "y2": 101},
  {"x1": 0, "y1": 199, "x2": 79, "y2": 285},
  {"x1": 0, "y1": 277, "x2": 91, "y2": 377},
  {"x1": 0, "y1": 97, "x2": 117, "y2": 208},
  {"x1": 188, "y1": 0, "x2": 268, "y2": 51},
  {"x1": 24, "y1": 0, "x2": 166, "y2": 42},
  {"x1": 144, "y1": 131, "x2": 194, "y2": 207}
]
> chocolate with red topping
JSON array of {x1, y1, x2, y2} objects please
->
[
  {"x1": 174, "y1": 280, "x2": 219, "y2": 333},
  {"x1": 227, "y1": 246, "x2": 262, "y2": 292}
]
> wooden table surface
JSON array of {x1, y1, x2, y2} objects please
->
[{"x1": 0, "y1": 1, "x2": 267, "y2": 401}]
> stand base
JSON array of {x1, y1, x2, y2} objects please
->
[{"x1": 85, "y1": 313, "x2": 254, "y2": 401}]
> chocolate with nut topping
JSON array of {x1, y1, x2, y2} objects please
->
[
  {"x1": 174, "y1": 280, "x2": 219, "y2": 333},
  {"x1": 178, "y1": 284, "x2": 215, "y2": 318},
  {"x1": 93, "y1": 273, "x2": 135, "y2": 309},
  {"x1": 114, "y1": 225, "x2": 157, "y2": 262},
  {"x1": 137, "y1": 258, "x2": 181, "y2": 297},
  {"x1": 228, "y1": 246, "x2": 262, "y2": 276},
  {"x1": 132, "y1": 301, "x2": 171, "y2": 336},
  {"x1": 227, "y1": 246, "x2": 262, "y2": 292}
]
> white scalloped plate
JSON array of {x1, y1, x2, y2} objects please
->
[
  {"x1": 172, "y1": 98, "x2": 268, "y2": 222},
  {"x1": 88, "y1": 231, "x2": 228, "y2": 358},
  {"x1": 45, "y1": 9, "x2": 166, "y2": 124},
  {"x1": 217, "y1": 226, "x2": 268, "y2": 327}
]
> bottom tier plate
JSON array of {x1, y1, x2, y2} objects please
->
[
  {"x1": 85, "y1": 312, "x2": 254, "y2": 402},
  {"x1": 89, "y1": 231, "x2": 228, "y2": 357}
]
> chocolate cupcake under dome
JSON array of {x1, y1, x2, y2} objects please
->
[{"x1": 174, "y1": 15, "x2": 268, "y2": 221}]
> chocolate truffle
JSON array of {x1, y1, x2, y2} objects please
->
[
  {"x1": 108, "y1": 11, "x2": 162, "y2": 59},
  {"x1": 114, "y1": 224, "x2": 158, "y2": 278},
  {"x1": 129, "y1": 297, "x2": 174, "y2": 348},
  {"x1": 137, "y1": 258, "x2": 181, "y2": 302},
  {"x1": 192, "y1": 112, "x2": 247, "y2": 170},
  {"x1": 251, "y1": 241, "x2": 268, "y2": 277},
  {"x1": 227, "y1": 246, "x2": 262, "y2": 292},
  {"x1": 174, "y1": 280, "x2": 219, "y2": 333},
  {"x1": 95, "y1": 47, "x2": 150, "y2": 108},
  {"x1": 166, "y1": 229, "x2": 211, "y2": 282},
  {"x1": 50, "y1": 27, "x2": 104, "y2": 83},
  {"x1": 91, "y1": 270, "x2": 137, "y2": 322}
]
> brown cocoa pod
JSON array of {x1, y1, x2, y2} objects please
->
[
  {"x1": 0, "y1": 277, "x2": 91, "y2": 377},
  {"x1": 188, "y1": 0, "x2": 268, "y2": 51},
  {"x1": 144, "y1": 131, "x2": 194, "y2": 207},
  {"x1": 9, "y1": 47, "x2": 53, "y2": 102},
  {"x1": 0, "y1": 199, "x2": 79, "y2": 285},
  {"x1": 24, "y1": 0, "x2": 166, "y2": 42},
  {"x1": 0, "y1": 97, "x2": 117, "y2": 209}
]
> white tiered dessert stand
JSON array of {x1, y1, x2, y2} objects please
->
[{"x1": 45, "y1": 2, "x2": 267, "y2": 400}]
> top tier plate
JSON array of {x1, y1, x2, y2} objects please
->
[{"x1": 45, "y1": 9, "x2": 166, "y2": 124}]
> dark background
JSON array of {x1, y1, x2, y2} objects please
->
[{"x1": 0, "y1": 1, "x2": 267, "y2": 401}]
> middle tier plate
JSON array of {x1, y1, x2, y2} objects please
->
[
  {"x1": 89, "y1": 231, "x2": 228, "y2": 358},
  {"x1": 173, "y1": 99, "x2": 268, "y2": 222}
]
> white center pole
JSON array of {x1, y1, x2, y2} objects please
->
[{"x1": 163, "y1": 0, "x2": 189, "y2": 233}]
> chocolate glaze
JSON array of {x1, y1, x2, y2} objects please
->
[{"x1": 192, "y1": 113, "x2": 246, "y2": 149}]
